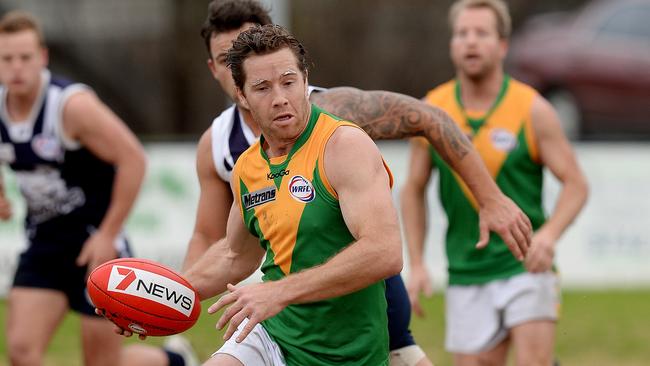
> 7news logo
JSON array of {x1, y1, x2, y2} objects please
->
[{"x1": 108, "y1": 265, "x2": 195, "y2": 316}]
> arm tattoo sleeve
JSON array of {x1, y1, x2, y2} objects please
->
[{"x1": 310, "y1": 86, "x2": 471, "y2": 162}]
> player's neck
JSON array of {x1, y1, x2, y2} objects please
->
[
  {"x1": 6, "y1": 86, "x2": 40, "y2": 123},
  {"x1": 263, "y1": 134, "x2": 299, "y2": 158},
  {"x1": 6, "y1": 76, "x2": 41, "y2": 123},
  {"x1": 457, "y1": 69, "x2": 504, "y2": 112}
]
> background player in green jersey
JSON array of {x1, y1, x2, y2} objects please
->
[{"x1": 401, "y1": 1, "x2": 589, "y2": 365}]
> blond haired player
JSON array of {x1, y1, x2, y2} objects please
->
[{"x1": 401, "y1": 1, "x2": 588, "y2": 365}]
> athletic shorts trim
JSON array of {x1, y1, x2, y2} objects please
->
[
  {"x1": 212, "y1": 318, "x2": 286, "y2": 366},
  {"x1": 445, "y1": 271, "x2": 559, "y2": 353}
]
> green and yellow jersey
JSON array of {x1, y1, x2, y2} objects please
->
[
  {"x1": 423, "y1": 76, "x2": 546, "y2": 285},
  {"x1": 232, "y1": 104, "x2": 391, "y2": 366}
]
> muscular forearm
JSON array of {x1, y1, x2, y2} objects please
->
[
  {"x1": 184, "y1": 238, "x2": 261, "y2": 300},
  {"x1": 540, "y1": 173, "x2": 588, "y2": 241},
  {"x1": 312, "y1": 87, "x2": 502, "y2": 206},
  {"x1": 182, "y1": 233, "x2": 214, "y2": 271},
  {"x1": 99, "y1": 155, "x2": 146, "y2": 238},
  {"x1": 400, "y1": 184, "x2": 428, "y2": 267},
  {"x1": 276, "y1": 237, "x2": 402, "y2": 305}
]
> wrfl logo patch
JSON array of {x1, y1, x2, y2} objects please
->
[{"x1": 288, "y1": 175, "x2": 315, "y2": 203}]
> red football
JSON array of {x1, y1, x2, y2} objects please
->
[{"x1": 87, "y1": 258, "x2": 201, "y2": 337}]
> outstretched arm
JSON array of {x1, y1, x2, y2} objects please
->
[
  {"x1": 525, "y1": 95, "x2": 588, "y2": 272},
  {"x1": 62, "y1": 91, "x2": 146, "y2": 273},
  {"x1": 182, "y1": 128, "x2": 233, "y2": 271},
  {"x1": 184, "y1": 200, "x2": 264, "y2": 301},
  {"x1": 311, "y1": 87, "x2": 532, "y2": 259},
  {"x1": 210, "y1": 126, "x2": 403, "y2": 343}
]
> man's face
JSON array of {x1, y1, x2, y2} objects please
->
[
  {"x1": 237, "y1": 47, "x2": 310, "y2": 143},
  {"x1": 207, "y1": 22, "x2": 256, "y2": 103},
  {"x1": 450, "y1": 7, "x2": 507, "y2": 80},
  {"x1": 0, "y1": 30, "x2": 47, "y2": 96}
]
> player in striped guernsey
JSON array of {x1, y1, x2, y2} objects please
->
[
  {"x1": 401, "y1": 1, "x2": 588, "y2": 365},
  {"x1": 0, "y1": 11, "x2": 196, "y2": 366}
]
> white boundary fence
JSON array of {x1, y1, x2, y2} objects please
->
[{"x1": 1, "y1": 142, "x2": 649, "y2": 296}]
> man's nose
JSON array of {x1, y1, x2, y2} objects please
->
[{"x1": 271, "y1": 87, "x2": 289, "y2": 107}]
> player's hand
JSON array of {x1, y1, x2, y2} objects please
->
[
  {"x1": 407, "y1": 264, "x2": 433, "y2": 318},
  {"x1": 94, "y1": 308, "x2": 147, "y2": 340},
  {"x1": 209, "y1": 283, "x2": 288, "y2": 343},
  {"x1": 524, "y1": 228, "x2": 556, "y2": 273},
  {"x1": 76, "y1": 230, "x2": 118, "y2": 275},
  {"x1": 476, "y1": 193, "x2": 532, "y2": 260},
  {"x1": 0, "y1": 196, "x2": 12, "y2": 221}
]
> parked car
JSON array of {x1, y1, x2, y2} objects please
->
[{"x1": 507, "y1": 0, "x2": 650, "y2": 140}]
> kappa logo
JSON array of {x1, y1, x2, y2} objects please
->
[
  {"x1": 288, "y1": 175, "x2": 315, "y2": 203},
  {"x1": 107, "y1": 265, "x2": 195, "y2": 317},
  {"x1": 490, "y1": 128, "x2": 518, "y2": 152},
  {"x1": 242, "y1": 186, "x2": 276, "y2": 210}
]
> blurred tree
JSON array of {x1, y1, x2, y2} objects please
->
[{"x1": 0, "y1": 0, "x2": 591, "y2": 137}]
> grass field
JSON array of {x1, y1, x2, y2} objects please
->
[{"x1": 0, "y1": 289, "x2": 649, "y2": 365}]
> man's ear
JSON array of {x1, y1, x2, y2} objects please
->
[
  {"x1": 41, "y1": 47, "x2": 49, "y2": 67},
  {"x1": 304, "y1": 71, "x2": 309, "y2": 98},
  {"x1": 207, "y1": 58, "x2": 218, "y2": 79},
  {"x1": 236, "y1": 87, "x2": 250, "y2": 110}
]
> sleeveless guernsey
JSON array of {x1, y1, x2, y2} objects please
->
[
  {"x1": 424, "y1": 76, "x2": 545, "y2": 285},
  {"x1": 232, "y1": 105, "x2": 391, "y2": 366}
]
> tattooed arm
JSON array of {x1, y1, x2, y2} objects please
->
[{"x1": 310, "y1": 87, "x2": 532, "y2": 259}]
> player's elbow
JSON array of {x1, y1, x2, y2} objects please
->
[
  {"x1": 571, "y1": 170, "x2": 590, "y2": 206},
  {"x1": 380, "y1": 236, "x2": 404, "y2": 277}
]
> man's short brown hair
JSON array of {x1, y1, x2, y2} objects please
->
[
  {"x1": 449, "y1": 0, "x2": 511, "y2": 39},
  {"x1": 0, "y1": 10, "x2": 45, "y2": 45},
  {"x1": 227, "y1": 24, "x2": 309, "y2": 91}
]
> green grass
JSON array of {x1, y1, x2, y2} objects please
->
[{"x1": 1, "y1": 290, "x2": 649, "y2": 365}]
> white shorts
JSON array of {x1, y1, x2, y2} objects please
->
[
  {"x1": 212, "y1": 318, "x2": 286, "y2": 366},
  {"x1": 445, "y1": 271, "x2": 559, "y2": 354}
]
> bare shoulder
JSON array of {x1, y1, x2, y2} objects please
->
[
  {"x1": 325, "y1": 126, "x2": 384, "y2": 187},
  {"x1": 196, "y1": 127, "x2": 213, "y2": 156},
  {"x1": 62, "y1": 89, "x2": 101, "y2": 117},
  {"x1": 530, "y1": 94, "x2": 562, "y2": 133},
  {"x1": 327, "y1": 125, "x2": 377, "y2": 153}
]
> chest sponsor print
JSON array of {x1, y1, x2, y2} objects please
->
[
  {"x1": 242, "y1": 186, "x2": 276, "y2": 210},
  {"x1": 490, "y1": 128, "x2": 518, "y2": 152},
  {"x1": 288, "y1": 175, "x2": 315, "y2": 203}
]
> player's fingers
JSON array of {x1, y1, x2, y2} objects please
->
[
  {"x1": 76, "y1": 244, "x2": 91, "y2": 266},
  {"x1": 475, "y1": 220, "x2": 489, "y2": 249},
  {"x1": 217, "y1": 300, "x2": 246, "y2": 331},
  {"x1": 412, "y1": 299, "x2": 425, "y2": 318},
  {"x1": 236, "y1": 317, "x2": 259, "y2": 343},
  {"x1": 209, "y1": 293, "x2": 235, "y2": 315},
  {"x1": 501, "y1": 231, "x2": 524, "y2": 261},
  {"x1": 138, "y1": 334, "x2": 147, "y2": 341},
  {"x1": 517, "y1": 216, "x2": 533, "y2": 249},
  {"x1": 521, "y1": 211, "x2": 533, "y2": 231},
  {"x1": 510, "y1": 224, "x2": 528, "y2": 257},
  {"x1": 223, "y1": 310, "x2": 248, "y2": 341},
  {"x1": 423, "y1": 278, "x2": 434, "y2": 297}
]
